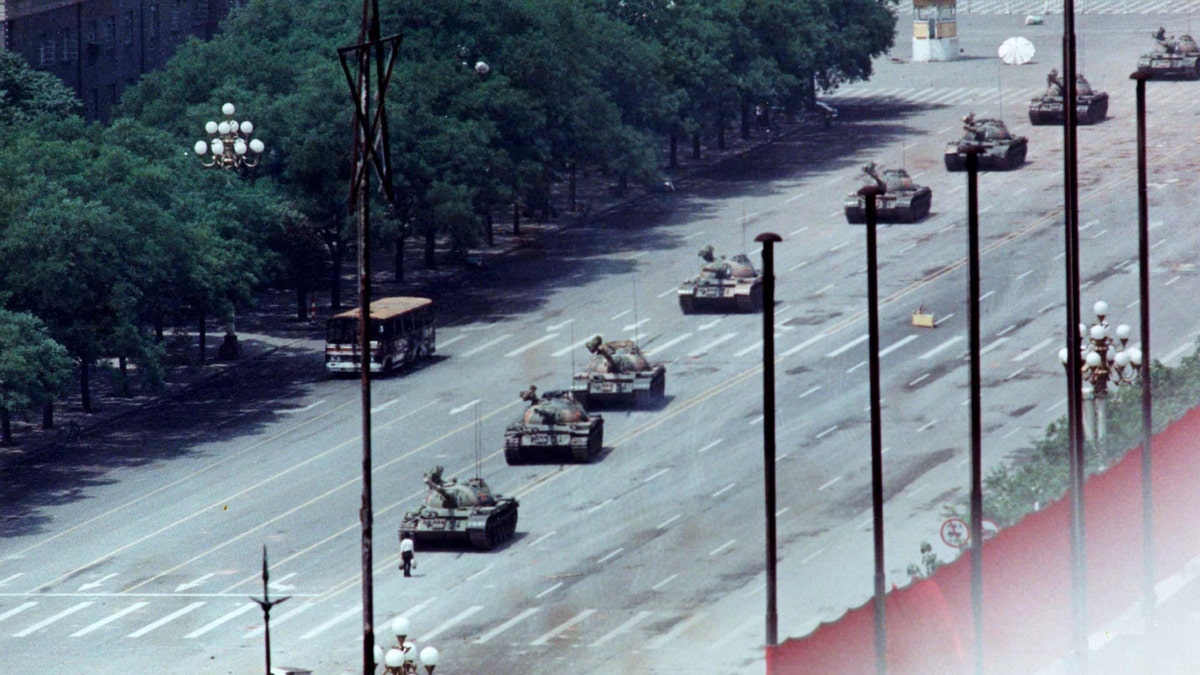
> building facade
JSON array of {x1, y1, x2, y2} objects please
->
[{"x1": 2, "y1": 0, "x2": 236, "y2": 121}]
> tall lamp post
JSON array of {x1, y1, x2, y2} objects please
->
[
  {"x1": 193, "y1": 101, "x2": 266, "y2": 362},
  {"x1": 373, "y1": 617, "x2": 440, "y2": 674},
  {"x1": 1057, "y1": 301, "x2": 1142, "y2": 442}
]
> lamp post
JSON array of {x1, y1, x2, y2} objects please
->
[
  {"x1": 192, "y1": 101, "x2": 266, "y2": 362},
  {"x1": 373, "y1": 617, "x2": 439, "y2": 674},
  {"x1": 193, "y1": 102, "x2": 265, "y2": 169},
  {"x1": 1057, "y1": 301, "x2": 1142, "y2": 442}
]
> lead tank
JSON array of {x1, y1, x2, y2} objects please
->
[
  {"x1": 843, "y1": 163, "x2": 932, "y2": 224},
  {"x1": 571, "y1": 335, "x2": 666, "y2": 408},
  {"x1": 1138, "y1": 28, "x2": 1200, "y2": 79},
  {"x1": 398, "y1": 465, "x2": 519, "y2": 550},
  {"x1": 504, "y1": 385, "x2": 604, "y2": 464},
  {"x1": 677, "y1": 245, "x2": 764, "y2": 313},
  {"x1": 1028, "y1": 69, "x2": 1109, "y2": 125},
  {"x1": 944, "y1": 113, "x2": 1028, "y2": 171}
]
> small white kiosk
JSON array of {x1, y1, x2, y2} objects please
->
[{"x1": 912, "y1": 0, "x2": 959, "y2": 62}]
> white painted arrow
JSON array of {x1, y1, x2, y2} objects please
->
[
  {"x1": 268, "y1": 573, "x2": 297, "y2": 592},
  {"x1": 78, "y1": 573, "x2": 118, "y2": 591},
  {"x1": 174, "y1": 573, "x2": 215, "y2": 593}
]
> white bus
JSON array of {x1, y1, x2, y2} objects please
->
[{"x1": 325, "y1": 297, "x2": 436, "y2": 374}]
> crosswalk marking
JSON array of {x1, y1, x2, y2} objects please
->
[
  {"x1": 0, "y1": 602, "x2": 37, "y2": 623},
  {"x1": 245, "y1": 600, "x2": 314, "y2": 639},
  {"x1": 13, "y1": 602, "x2": 93, "y2": 637},
  {"x1": 185, "y1": 602, "x2": 256, "y2": 638},
  {"x1": 530, "y1": 608, "x2": 596, "y2": 646},
  {"x1": 127, "y1": 601, "x2": 205, "y2": 638},
  {"x1": 475, "y1": 607, "x2": 540, "y2": 644},
  {"x1": 73, "y1": 602, "x2": 150, "y2": 637}
]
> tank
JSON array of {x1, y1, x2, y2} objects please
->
[
  {"x1": 1137, "y1": 28, "x2": 1200, "y2": 80},
  {"x1": 398, "y1": 465, "x2": 519, "y2": 550},
  {"x1": 944, "y1": 113, "x2": 1028, "y2": 171},
  {"x1": 504, "y1": 385, "x2": 604, "y2": 464},
  {"x1": 570, "y1": 335, "x2": 666, "y2": 408},
  {"x1": 1028, "y1": 69, "x2": 1109, "y2": 125},
  {"x1": 677, "y1": 245, "x2": 764, "y2": 313},
  {"x1": 843, "y1": 163, "x2": 933, "y2": 224}
]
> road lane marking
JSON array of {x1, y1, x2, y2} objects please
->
[
  {"x1": 709, "y1": 540, "x2": 736, "y2": 556},
  {"x1": 1012, "y1": 338, "x2": 1054, "y2": 362},
  {"x1": 465, "y1": 564, "x2": 496, "y2": 582},
  {"x1": 645, "y1": 612, "x2": 708, "y2": 650},
  {"x1": 175, "y1": 573, "x2": 216, "y2": 593},
  {"x1": 979, "y1": 337, "x2": 1009, "y2": 355},
  {"x1": 917, "y1": 420, "x2": 938, "y2": 432},
  {"x1": 803, "y1": 548, "x2": 825, "y2": 564},
  {"x1": 553, "y1": 337, "x2": 593, "y2": 357},
  {"x1": 528, "y1": 531, "x2": 556, "y2": 547},
  {"x1": 612, "y1": 310, "x2": 631, "y2": 320},
  {"x1": 818, "y1": 477, "x2": 842, "y2": 491},
  {"x1": 419, "y1": 606, "x2": 483, "y2": 643},
  {"x1": 449, "y1": 399, "x2": 481, "y2": 415},
  {"x1": 597, "y1": 548, "x2": 624, "y2": 564},
  {"x1": 78, "y1": 573, "x2": 118, "y2": 591},
  {"x1": 437, "y1": 334, "x2": 467, "y2": 349},
  {"x1": 244, "y1": 601, "x2": 314, "y2": 638},
  {"x1": 712, "y1": 483, "x2": 735, "y2": 498},
  {"x1": 74, "y1": 602, "x2": 151, "y2": 637},
  {"x1": 127, "y1": 602, "x2": 205, "y2": 637},
  {"x1": 591, "y1": 610, "x2": 654, "y2": 647},
  {"x1": 827, "y1": 334, "x2": 868, "y2": 358},
  {"x1": 588, "y1": 499, "x2": 615, "y2": 514},
  {"x1": 781, "y1": 333, "x2": 824, "y2": 357},
  {"x1": 0, "y1": 602, "x2": 37, "y2": 622},
  {"x1": 460, "y1": 334, "x2": 512, "y2": 358},
  {"x1": 301, "y1": 604, "x2": 360, "y2": 640},
  {"x1": 0, "y1": 574, "x2": 23, "y2": 587},
  {"x1": 547, "y1": 319, "x2": 574, "y2": 332},
  {"x1": 644, "y1": 468, "x2": 670, "y2": 482},
  {"x1": 816, "y1": 426, "x2": 838, "y2": 439},
  {"x1": 923, "y1": 336, "x2": 966, "y2": 360},
  {"x1": 184, "y1": 602, "x2": 255, "y2": 638},
  {"x1": 643, "y1": 332, "x2": 692, "y2": 356},
  {"x1": 879, "y1": 335, "x2": 918, "y2": 357},
  {"x1": 475, "y1": 607, "x2": 540, "y2": 644},
  {"x1": 624, "y1": 318, "x2": 650, "y2": 332},
  {"x1": 280, "y1": 400, "x2": 325, "y2": 414},
  {"x1": 506, "y1": 334, "x2": 560, "y2": 357},
  {"x1": 697, "y1": 440, "x2": 722, "y2": 454},
  {"x1": 689, "y1": 333, "x2": 738, "y2": 357},
  {"x1": 530, "y1": 609, "x2": 596, "y2": 646},
  {"x1": 14, "y1": 602, "x2": 93, "y2": 636},
  {"x1": 535, "y1": 582, "x2": 563, "y2": 599},
  {"x1": 909, "y1": 374, "x2": 930, "y2": 387},
  {"x1": 652, "y1": 575, "x2": 677, "y2": 591},
  {"x1": 657, "y1": 515, "x2": 681, "y2": 529}
]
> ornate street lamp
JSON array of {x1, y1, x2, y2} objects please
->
[
  {"x1": 193, "y1": 102, "x2": 265, "y2": 169},
  {"x1": 374, "y1": 616, "x2": 439, "y2": 674},
  {"x1": 1058, "y1": 300, "x2": 1143, "y2": 441}
]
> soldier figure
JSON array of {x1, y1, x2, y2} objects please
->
[
  {"x1": 962, "y1": 113, "x2": 984, "y2": 141},
  {"x1": 862, "y1": 162, "x2": 888, "y2": 192},
  {"x1": 1046, "y1": 69, "x2": 1064, "y2": 96}
]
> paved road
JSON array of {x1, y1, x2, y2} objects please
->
[{"x1": 5, "y1": 8, "x2": 1200, "y2": 675}]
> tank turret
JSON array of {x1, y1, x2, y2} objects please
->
[
  {"x1": 843, "y1": 163, "x2": 932, "y2": 224},
  {"x1": 678, "y1": 246, "x2": 764, "y2": 313},
  {"x1": 944, "y1": 113, "x2": 1028, "y2": 171},
  {"x1": 399, "y1": 465, "x2": 519, "y2": 550},
  {"x1": 1138, "y1": 28, "x2": 1200, "y2": 79},
  {"x1": 1028, "y1": 68, "x2": 1109, "y2": 125},
  {"x1": 571, "y1": 336, "x2": 667, "y2": 408},
  {"x1": 504, "y1": 386, "x2": 604, "y2": 464}
]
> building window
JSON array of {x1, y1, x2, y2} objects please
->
[
  {"x1": 103, "y1": 16, "x2": 116, "y2": 48},
  {"x1": 148, "y1": 4, "x2": 160, "y2": 39},
  {"x1": 38, "y1": 39, "x2": 57, "y2": 67},
  {"x1": 124, "y1": 11, "x2": 135, "y2": 45},
  {"x1": 60, "y1": 29, "x2": 76, "y2": 61}
]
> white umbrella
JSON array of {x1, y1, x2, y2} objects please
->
[{"x1": 998, "y1": 37, "x2": 1036, "y2": 65}]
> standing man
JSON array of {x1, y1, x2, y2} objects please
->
[{"x1": 399, "y1": 533, "x2": 415, "y2": 577}]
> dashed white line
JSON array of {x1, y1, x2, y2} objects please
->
[
  {"x1": 697, "y1": 439, "x2": 722, "y2": 454},
  {"x1": 800, "y1": 386, "x2": 821, "y2": 398},
  {"x1": 781, "y1": 333, "x2": 825, "y2": 357},
  {"x1": 909, "y1": 374, "x2": 930, "y2": 386},
  {"x1": 1012, "y1": 338, "x2": 1054, "y2": 362},
  {"x1": 597, "y1": 548, "x2": 624, "y2": 565},
  {"x1": 530, "y1": 609, "x2": 597, "y2": 646},
  {"x1": 465, "y1": 564, "x2": 496, "y2": 582},
  {"x1": 475, "y1": 607, "x2": 540, "y2": 644},
  {"x1": 645, "y1": 612, "x2": 708, "y2": 650},
  {"x1": 591, "y1": 611, "x2": 655, "y2": 647},
  {"x1": 652, "y1": 575, "x2": 678, "y2": 591},
  {"x1": 709, "y1": 540, "x2": 736, "y2": 556},
  {"x1": 461, "y1": 335, "x2": 512, "y2": 358},
  {"x1": 657, "y1": 515, "x2": 681, "y2": 529},
  {"x1": 528, "y1": 531, "x2": 556, "y2": 547},
  {"x1": 712, "y1": 483, "x2": 736, "y2": 498},
  {"x1": 536, "y1": 582, "x2": 563, "y2": 599},
  {"x1": 301, "y1": 604, "x2": 360, "y2": 640},
  {"x1": 688, "y1": 333, "x2": 738, "y2": 357},
  {"x1": 879, "y1": 335, "x2": 918, "y2": 357},
  {"x1": 816, "y1": 426, "x2": 838, "y2": 439},
  {"x1": 917, "y1": 420, "x2": 938, "y2": 432},
  {"x1": 419, "y1": 606, "x2": 483, "y2": 643},
  {"x1": 244, "y1": 601, "x2": 314, "y2": 638},
  {"x1": 588, "y1": 498, "x2": 615, "y2": 513},
  {"x1": 0, "y1": 602, "x2": 36, "y2": 622},
  {"x1": 449, "y1": 399, "x2": 480, "y2": 415},
  {"x1": 802, "y1": 548, "x2": 825, "y2": 564},
  {"x1": 828, "y1": 334, "x2": 868, "y2": 358},
  {"x1": 818, "y1": 477, "x2": 842, "y2": 491},
  {"x1": 184, "y1": 602, "x2": 254, "y2": 639},
  {"x1": 506, "y1": 333, "x2": 560, "y2": 357},
  {"x1": 643, "y1": 332, "x2": 693, "y2": 356},
  {"x1": 645, "y1": 468, "x2": 671, "y2": 482},
  {"x1": 438, "y1": 334, "x2": 467, "y2": 348}
]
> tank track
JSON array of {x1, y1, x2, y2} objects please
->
[{"x1": 467, "y1": 507, "x2": 519, "y2": 550}]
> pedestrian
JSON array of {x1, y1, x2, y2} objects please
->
[
  {"x1": 399, "y1": 532, "x2": 415, "y2": 577},
  {"x1": 308, "y1": 300, "x2": 318, "y2": 326}
]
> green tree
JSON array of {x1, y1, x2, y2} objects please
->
[
  {"x1": 0, "y1": 309, "x2": 73, "y2": 445},
  {"x1": 0, "y1": 50, "x2": 81, "y2": 123}
]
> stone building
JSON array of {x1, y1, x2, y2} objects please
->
[{"x1": 2, "y1": 0, "x2": 237, "y2": 121}]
